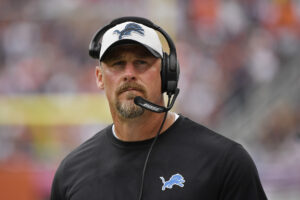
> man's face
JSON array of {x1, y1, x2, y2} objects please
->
[{"x1": 96, "y1": 44, "x2": 162, "y2": 119}]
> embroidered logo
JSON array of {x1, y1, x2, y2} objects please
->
[
  {"x1": 113, "y1": 23, "x2": 144, "y2": 40},
  {"x1": 160, "y1": 173, "x2": 185, "y2": 191}
]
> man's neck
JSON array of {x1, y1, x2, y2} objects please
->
[{"x1": 112, "y1": 111, "x2": 177, "y2": 141}]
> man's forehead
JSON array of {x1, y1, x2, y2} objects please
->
[{"x1": 101, "y1": 44, "x2": 156, "y2": 62}]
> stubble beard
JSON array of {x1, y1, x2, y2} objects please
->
[
  {"x1": 115, "y1": 82, "x2": 147, "y2": 119},
  {"x1": 116, "y1": 92, "x2": 145, "y2": 119}
]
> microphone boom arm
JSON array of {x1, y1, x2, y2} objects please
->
[{"x1": 134, "y1": 88, "x2": 180, "y2": 113}]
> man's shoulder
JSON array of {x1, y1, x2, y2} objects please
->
[
  {"x1": 177, "y1": 115, "x2": 256, "y2": 169},
  {"x1": 176, "y1": 115, "x2": 240, "y2": 151},
  {"x1": 60, "y1": 125, "x2": 112, "y2": 168}
]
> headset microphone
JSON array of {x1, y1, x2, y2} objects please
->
[{"x1": 134, "y1": 88, "x2": 180, "y2": 113}]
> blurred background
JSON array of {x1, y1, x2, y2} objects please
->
[{"x1": 0, "y1": 0, "x2": 300, "y2": 199}]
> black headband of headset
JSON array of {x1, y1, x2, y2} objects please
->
[{"x1": 89, "y1": 16, "x2": 177, "y2": 71}]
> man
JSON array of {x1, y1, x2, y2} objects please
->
[{"x1": 51, "y1": 17, "x2": 267, "y2": 200}]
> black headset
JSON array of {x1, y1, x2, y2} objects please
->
[{"x1": 88, "y1": 16, "x2": 180, "y2": 95}]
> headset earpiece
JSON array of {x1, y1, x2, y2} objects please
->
[
  {"x1": 161, "y1": 52, "x2": 168, "y2": 93},
  {"x1": 161, "y1": 52, "x2": 179, "y2": 94},
  {"x1": 89, "y1": 43, "x2": 101, "y2": 59}
]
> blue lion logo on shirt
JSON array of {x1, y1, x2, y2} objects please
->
[
  {"x1": 160, "y1": 173, "x2": 185, "y2": 191},
  {"x1": 113, "y1": 23, "x2": 144, "y2": 40}
]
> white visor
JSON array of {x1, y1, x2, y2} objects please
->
[{"x1": 99, "y1": 21, "x2": 163, "y2": 61}]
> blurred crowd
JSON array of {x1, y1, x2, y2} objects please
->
[
  {"x1": 0, "y1": 0, "x2": 300, "y2": 199},
  {"x1": 252, "y1": 102, "x2": 300, "y2": 199},
  {"x1": 177, "y1": 0, "x2": 300, "y2": 124}
]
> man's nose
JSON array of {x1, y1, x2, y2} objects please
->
[{"x1": 123, "y1": 63, "x2": 137, "y2": 82}]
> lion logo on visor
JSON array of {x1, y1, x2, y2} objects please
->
[{"x1": 113, "y1": 23, "x2": 144, "y2": 40}]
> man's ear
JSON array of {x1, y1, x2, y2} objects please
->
[{"x1": 95, "y1": 66, "x2": 104, "y2": 89}]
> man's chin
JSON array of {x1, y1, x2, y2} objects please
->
[{"x1": 116, "y1": 100, "x2": 145, "y2": 119}]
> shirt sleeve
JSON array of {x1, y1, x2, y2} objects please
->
[{"x1": 218, "y1": 143, "x2": 268, "y2": 200}]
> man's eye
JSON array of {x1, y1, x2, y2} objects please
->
[
  {"x1": 136, "y1": 60, "x2": 147, "y2": 65},
  {"x1": 112, "y1": 61, "x2": 125, "y2": 66}
]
